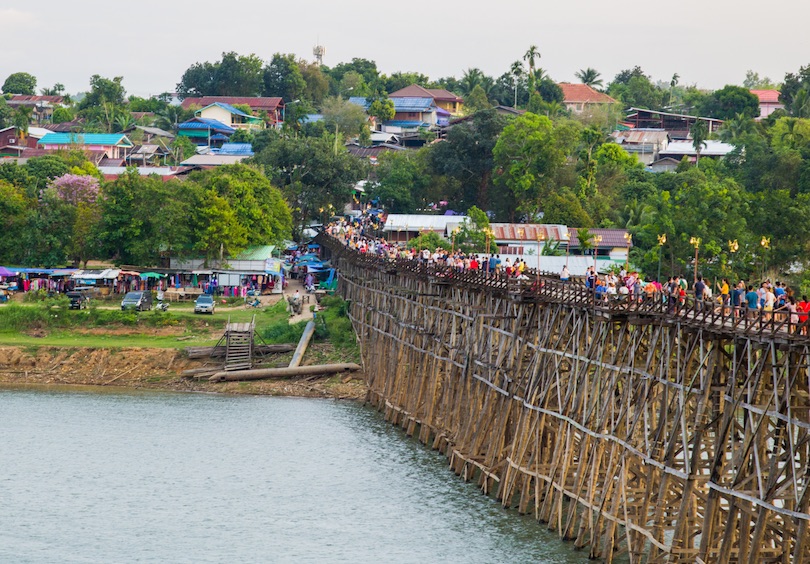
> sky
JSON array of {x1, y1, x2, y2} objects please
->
[{"x1": 3, "y1": 0, "x2": 810, "y2": 97}]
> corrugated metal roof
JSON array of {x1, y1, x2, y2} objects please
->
[
  {"x1": 490, "y1": 224, "x2": 570, "y2": 242},
  {"x1": 38, "y1": 133, "x2": 133, "y2": 147},
  {"x1": 613, "y1": 129, "x2": 669, "y2": 144},
  {"x1": 392, "y1": 97, "x2": 434, "y2": 112},
  {"x1": 180, "y1": 96, "x2": 283, "y2": 111},
  {"x1": 177, "y1": 118, "x2": 235, "y2": 133},
  {"x1": 569, "y1": 228, "x2": 631, "y2": 249},
  {"x1": 348, "y1": 97, "x2": 370, "y2": 110},
  {"x1": 234, "y1": 245, "x2": 276, "y2": 260},
  {"x1": 217, "y1": 143, "x2": 254, "y2": 155},
  {"x1": 659, "y1": 140, "x2": 734, "y2": 157},
  {"x1": 180, "y1": 154, "x2": 247, "y2": 166},
  {"x1": 202, "y1": 102, "x2": 252, "y2": 117}
]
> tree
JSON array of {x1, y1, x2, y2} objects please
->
[
  {"x1": 743, "y1": 70, "x2": 777, "y2": 90},
  {"x1": 0, "y1": 180, "x2": 32, "y2": 264},
  {"x1": 299, "y1": 61, "x2": 330, "y2": 105},
  {"x1": 52, "y1": 107, "x2": 75, "y2": 124},
  {"x1": 320, "y1": 96, "x2": 369, "y2": 139},
  {"x1": 691, "y1": 120, "x2": 709, "y2": 167},
  {"x1": 429, "y1": 109, "x2": 508, "y2": 214},
  {"x1": 719, "y1": 113, "x2": 757, "y2": 142},
  {"x1": 492, "y1": 113, "x2": 565, "y2": 217},
  {"x1": 215, "y1": 52, "x2": 263, "y2": 96},
  {"x1": 537, "y1": 78, "x2": 563, "y2": 104},
  {"x1": 371, "y1": 150, "x2": 433, "y2": 213},
  {"x1": 698, "y1": 85, "x2": 760, "y2": 120},
  {"x1": 328, "y1": 59, "x2": 380, "y2": 93},
  {"x1": 368, "y1": 98, "x2": 395, "y2": 123},
  {"x1": 2, "y1": 72, "x2": 36, "y2": 95},
  {"x1": 254, "y1": 136, "x2": 364, "y2": 237},
  {"x1": 575, "y1": 68, "x2": 602, "y2": 89},
  {"x1": 523, "y1": 45, "x2": 541, "y2": 93},
  {"x1": 510, "y1": 61, "x2": 525, "y2": 107},
  {"x1": 177, "y1": 61, "x2": 218, "y2": 97},
  {"x1": 459, "y1": 68, "x2": 485, "y2": 96},
  {"x1": 79, "y1": 75, "x2": 126, "y2": 109},
  {"x1": 0, "y1": 98, "x2": 12, "y2": 129},
  {"x1": 464, "y1": 84, "x2": 491, "y2": 113},
  {"x1": 263, "y1": 53, "x2": 306, "y2": 101},
  {"x1": 790, "y1": 88, "x2": 810, "y2": 118},
  {"x1": 542, "y1": 188, "x2": 592, "y2": 226}
]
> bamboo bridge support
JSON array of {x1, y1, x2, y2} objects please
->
[{"x1": 320, "y1": 233, "x2": 810, "y2": 563}]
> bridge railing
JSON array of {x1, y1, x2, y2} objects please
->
[{"x1": 321, "y1": 234, "x2": 810, "y2": 341}]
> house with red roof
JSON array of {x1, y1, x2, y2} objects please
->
[
  {"x1": 389, "y1": 84, "x2": 464, "y2": 115},
  {"x1": 558, "y1": 83, "x2": 618, "y2": 114},
  {"x1": 180, "y1": 96, "x2": 284, "y2": 125},
  {"x1": 750, "y1": 90, "x2": 784, "y2": 120}
]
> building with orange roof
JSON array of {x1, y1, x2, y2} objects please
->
[
  {"x1": 749, "y1": 90, "x2": 784, "y2": 120},
  {"x1": 558, "y1": 83, "x2": 618, "y2": 114}
]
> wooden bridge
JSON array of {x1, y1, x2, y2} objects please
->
[{"x1": 318, "y1": 233, "x2": 810, "y2": 563}]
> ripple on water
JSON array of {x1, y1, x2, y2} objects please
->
[{"x1": 0, "y1": 386, "x2": 587, "y2": 563}]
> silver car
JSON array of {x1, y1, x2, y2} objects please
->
[{"x1": 194, "y1": 294, "x2": 215, "y2": 314}]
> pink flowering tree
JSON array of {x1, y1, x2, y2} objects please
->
[{"x1": 48, "y1": 173, "x2": 100, "y2": 205}]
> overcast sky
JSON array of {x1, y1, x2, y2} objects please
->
[{"x1": 3, "y1": 1, "x2": 810, "y2": 97}]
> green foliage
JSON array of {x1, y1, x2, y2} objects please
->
[
  {"x1": 254, "y1": 135, "x2": 364, "y2": 237},
  {"x1": 177, "y1": 52, "x2": 264, "y2": 97},
  {"x1": 263, "y1": 53, "x2": 306, "y2": 101},
  {"x1": 404, "y1": 231, "x2": 450, "y2": 251},
  {"x1": 52, "y1": 106, "x2": 75, "y2": 124},
  {"x1": 79, "y1": 75, "x2": 126, "y2": 109},
  {"x1": 464, "y1": 84, "x2": 491, "y2": 113},
  {"x1": 371, "y1": 149, "x2": 432, "y2": 213},
  {"x1": 2, "y1": 72, "x2": 37, "y2": 95},
  {"x1": 698, "y1": 85, "x2": 760, "y2": 120},
  {"x1": 320, "y1": 96, "x2": 369, "y2": 139},
  {"x1": 368, "y1": 98, "x2": 395, "y2": 122}
]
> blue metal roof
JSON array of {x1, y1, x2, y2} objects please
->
[
  {"x1": 385, "y1": 120, "x2": 430, "y2": 128},
  {"x1": 391, "y1": 97, "x2": 434, "y2": 112},
  {"x1": 178, "y1": 118, "x2": 235, "y2": 134},
  {"x1": 217, "y1": 143, "x2": 254, "y2": 156},
  {"x1": 203, "y1": 102, "x2": 252, "y2": 117},
  {"x1": 38, "y1": 133, "x2": 133, "y2": 147},
  {"x1": 348, "y1": 97, "x2": 370, "y2": 110},
  {"x1": 348, "y1": 96, "x2": 434, "y2": 113}
]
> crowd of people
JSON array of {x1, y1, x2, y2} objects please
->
[{"x1": 326, "y1": 215, "x2": 809, "y2": 331}]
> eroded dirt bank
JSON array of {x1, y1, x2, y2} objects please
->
[{"x1": 0, "y1": 346, "x2": 366, "y2": 399}]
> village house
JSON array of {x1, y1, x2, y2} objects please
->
[
  {"x1": 558, "y1": 83, "x2": 617, "y2": 114},
  {"x1": 389, "y1": 84, "x2": 464, "y2": 115},
  {"x1": 195, "y1": 102, "x2": 264, "y2": 131},
  {"x1": 624, "y1": 108, "x2": 723, "y2": 140},
  {"x1": 37, "y1": 132, "x2": 134, "y2": 159},
  {"x1": 7, "y1": 95, "x2": 65, "y2": 124},
  {"x1": 177, "y1": 117, "x2": 235, "y2": 146},
  {"x1": 180, "y1": 96, "x2": 285, "y2": 126},
  {"x1": 349, "y1": 96, "x2": 439, "y2": 133},
  {"x1": 612, "y1": 128, "x2": 670, "y2": 165},
  {"x1": 750, "y1": 89, "x2": 784, "y2": 120},
  {"x1": 658, "y1": 140, "x2": 735, "y2": 161}
]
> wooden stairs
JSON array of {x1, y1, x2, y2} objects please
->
[{"x1": 222, "y1": 316, "x2": 256, "y2": 371}]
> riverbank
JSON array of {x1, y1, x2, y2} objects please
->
[{"x1": 0, "y1": 344, "x2": 366, "y2": 399}]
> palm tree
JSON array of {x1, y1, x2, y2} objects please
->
[
  {"x1": 690, "y1": 119, "x2": 708, "y2": 167},
  {"x1": 510, "y1": 61, "x2": 524, "y2": 108},
  {"x1": 669, "y1": 73, "x2": 680, "y2": 107},
  {"x1": 719, "y1": 113, "x2": 756, "y2": 142},
  {"x1": 791, "y1": 88, "x2": 810, "y2": 118},
  {"x1": 575, "y1": 67, "x2": 602, "y2": 89},
  {"x1": 780, "y1": 117, "x2": 805, "y2": 149},
  {"x1": 460, "y1": 68, "x2": 484, "y2": 96},
  {"x1": 13, "y1": 106, "x2": 32, "y2": 140},
  {"x1": 114, "y1": 113, "x2": 136, "y2": 133},
  {"x1": 523, "y1": 44, "x2": 541, "y2": 93}
]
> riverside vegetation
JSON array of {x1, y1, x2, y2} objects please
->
[{"x1": 0, "y1": 295, "x2": 364, "y2": 398}]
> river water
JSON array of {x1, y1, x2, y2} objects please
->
[{"x1": 1, "y1": 386, "x2": 585, "y2": 563}]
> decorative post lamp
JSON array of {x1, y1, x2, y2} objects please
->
[
  {"x1": 690, "y1": 237, "x2": 701, "y2": 284},
  {"x1": 623, "y1": 232, "x2": 632, "y2": 270},
  {"x1": 451, "y1": 227, "x2": 461, "y2": 254},
  {"x1": 657, "y1": 233, "x2": 667, "y2": 282},
  {"x1": 592, "y1": 234, "x2": 603, "y2": 272},
  {"x1": 562, "y1": 230, "x2": 571, "y2": 268},
  {"x1": 536, "y1": 227, "x2": 546, "y2": 286},
  {"x1": 728, "y1": 239, "x2": 739, "y2": 274},
  {"x1": 760, "y1": 236, "x2": 770, "y2": 279}
]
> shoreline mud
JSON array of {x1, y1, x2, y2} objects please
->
[{"x1": 0, "y1": 346, "x2": 367, "y2": 400}]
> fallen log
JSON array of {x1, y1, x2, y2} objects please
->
[
  {"x1": 289, "y1": 321, "x2": 316, "y2": 368},
  {"x1": 209, "y1": 363, "x2": 361, "y2": 382},
  {"x1": 185, "y1": 344, "x2": 294, "y2": 359}
]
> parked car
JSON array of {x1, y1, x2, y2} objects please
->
[
  {"x1": 66, "y1": 290, "x2": 90, "y2": 310},
  {"x1": 194, "y1": 294, "x2": 215, "y2": 314},
  {"x1": 121, "y1": 291, "x2": 153, "y2": 311}
]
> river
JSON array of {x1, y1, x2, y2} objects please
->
[{"x1": 1, "y1": 385, "x2": 585, "y2": 563}]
